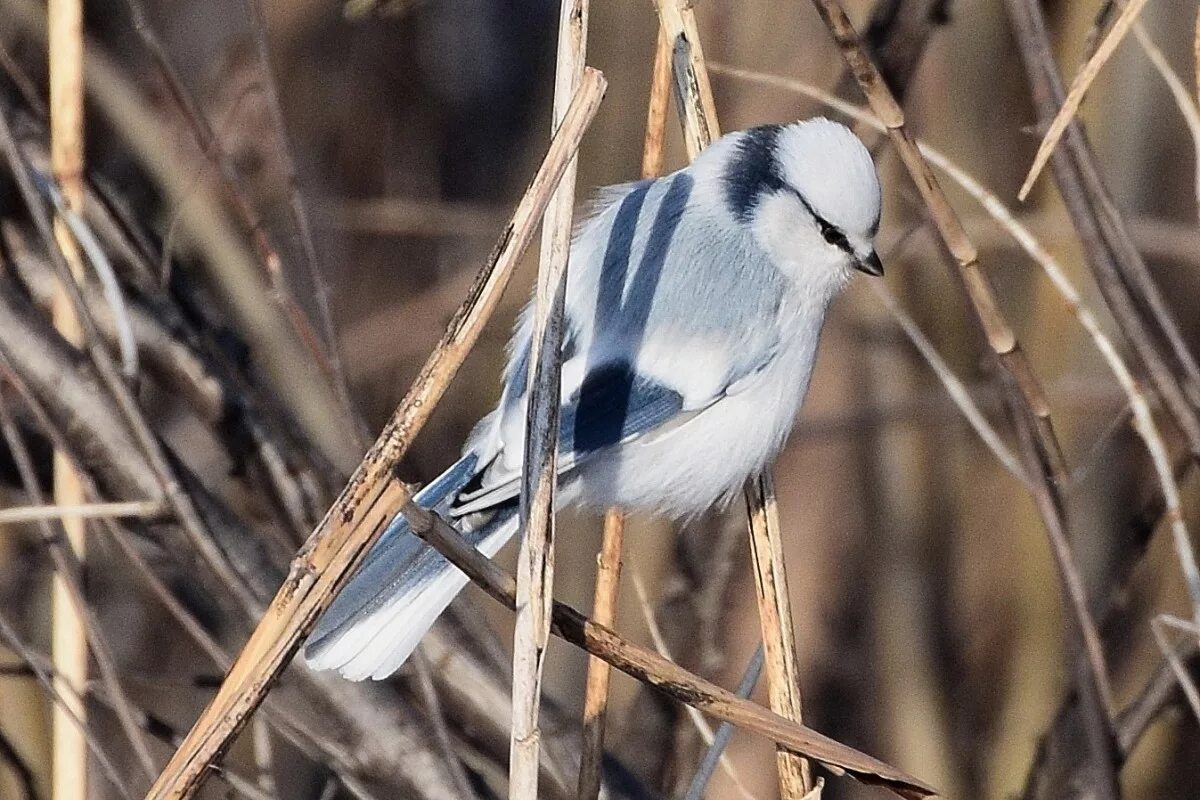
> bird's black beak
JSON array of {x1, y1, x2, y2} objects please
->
[{"x1": 854, "y1": 250, "x2": 884, "y2": 277}]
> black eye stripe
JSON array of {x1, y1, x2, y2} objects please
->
[{"x1": 790, "y1": 188, "x2": 852, "y2": 254}]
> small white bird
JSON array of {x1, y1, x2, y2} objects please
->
[{"x1": 307, "y1": 117, "x2": 883, "y2": 680}]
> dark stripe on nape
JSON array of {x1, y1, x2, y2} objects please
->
[{"x1": 723, "y1": 124, "x2": 785, "y2": 223}]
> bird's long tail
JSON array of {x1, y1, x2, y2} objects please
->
[{"x1": 304, "y1": 453, "x2": 518, "y2": 680}]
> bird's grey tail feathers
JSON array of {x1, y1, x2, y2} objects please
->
[{"x1": 304, "y1": 453, "x2": 518, "y2": 680}]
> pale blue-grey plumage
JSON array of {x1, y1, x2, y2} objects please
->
[{"x1": 305, "y1": 117, "x2": 883, "y2": 680}]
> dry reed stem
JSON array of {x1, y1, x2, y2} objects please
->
[
  {"x1": 641, "y1": 30, "x2": 672, "y2": 178},
  {"x1": 141, "y1": 70, "x2": 606, "y2": 800},
  {"x1": 576, "y1": 509, "x2": 625, "y2": 800},
  {"x1": 805, "y1": 0, "x2": 1116, "y2": 717},
  {"x1": 1018, "y1": 0, "x2": 1149, "y2": 201},
  {"x1": 403, "y1": 504, "x2": 936, "y2": 799},
  {"x1": 0, "y1": 500, "x2": 164, "y2": 524},
  {"x1": 746, "y1": 476, "x2": 813, "y2": 796},
  {"x1": 712, "y1": 63, "x2": 1197, "y2": 624},
  {"x1": 870, "y1": 278, "x2": 1030, "y2": 485},
  {"x1": 653, "y1": 0, "x2": 720, "y2": 158},
  {"x1": 512, "y1": 3, "x2": 592, "y2": 798},
  {"x1": 577, "y1": 28, "x2": 671, "y2": 797},
  {"x1": 47, "y1": 0, "x2": 91, "y2": 795},
  {"x1": 650, "y1": 4, "x2": 816, "y2": 792}
]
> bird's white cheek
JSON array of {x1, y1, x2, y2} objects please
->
[{"x1": 752, "y1": 200, "x2": 847, "y2": 285}]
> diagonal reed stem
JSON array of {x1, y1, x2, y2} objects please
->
[{"x1": 140, "y1": 71, "x2": 607, "y2": 800}]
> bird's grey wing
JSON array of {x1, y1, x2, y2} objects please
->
[{"x1": 449, "y1": 361, "x2": 687, "y2": 517}]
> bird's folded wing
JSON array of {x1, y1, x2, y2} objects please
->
[{"x1": 449, "y1": 362, "x2": 689, "y2": 517}]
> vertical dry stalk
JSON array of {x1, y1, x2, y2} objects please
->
[
  {"x1": 576, "y1": 509, "x2": 625, "y2": 800},
  {"x1": 142, "y1": 71, "x2": 606, "y2": 800},
  {"x1": 652, "y1": 1, "x2": 816, "y2": 791},
  {"x1": 805, "y1": 0, "x2": 1115, "y2": 714},
  {"x1": 512, "y1": 2, "x2": 592, "y2": 797},
  {"x1": 656, "y1": 1, "x2": 816, "y2": 792},
  {"x1": 577, "y1": 29, "x2": 670, "y2": 797},
  {"x1": 746, "y1": 476, "x2": 813, "y2": 796},
  {"x1": 47, "y1": 1, "x2": 89, "y2": 797}
]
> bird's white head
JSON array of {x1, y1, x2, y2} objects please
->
[{"x1": 711, "y1": 118, "x2": 883, "y2": 294}]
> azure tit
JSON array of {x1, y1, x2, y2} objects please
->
[{"x1": 307, "y1": 117, "x2": 883, "y2": 680}]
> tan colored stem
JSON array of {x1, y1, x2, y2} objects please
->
[
  {"x1": 746, "y1": 475, "x2": 813, "y2": 796},
  {"x1": 48, "y1": 0, "x2": 90, "y2": 796},
  {"x1": 512, "y1": 2, "x2": 593, "y2": 797},
  {"x1": 576, "y1": 509, "x2": 625, "y2": 800}
]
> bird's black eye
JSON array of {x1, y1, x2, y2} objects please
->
[
  {"x1": 820, "y1": 221, "x2": 848, "y2": 249},
  {"x1": 790, "y1": 187, "x2": 853, "y2": 254}
]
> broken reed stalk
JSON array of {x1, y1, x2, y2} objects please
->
[
  {"x1": 512, "y1": 2, "x2": 591, "y2": 798},
  {"x1": 141, "y1": 70, "x2": 606, "y2": 800},
  {"x1": 654, "y1": 1, "x2": 815, "y2": 792},
  {"x1": 805, "y1": 0, "x2": 1115, "y2": 714},
  {"x1": 401, "y1": 503, "x2": 935, "y2": 799},
  {"x1": 47, "y1": 0, "x2": 91, "y2": 795},
  {"x1": 653, "y1": 0, "x2": 720, "y2": 158},
  {"x1": 577, "y1": 27, "x2": 670, "y2": 800},
  {"x1": 1018, "y1": 0, "x2": 1149, "y2": 201},
  {"x1": 746, "y1": 476, "x2": 813, "y2": 796}
]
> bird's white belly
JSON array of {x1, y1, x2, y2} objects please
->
[{"x1": 567, "y1": 339, "x2": 815, "y2": 518}]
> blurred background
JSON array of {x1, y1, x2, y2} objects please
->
[{"x1": 1, "y1": 0, "x2": 1199, "y2": 798}]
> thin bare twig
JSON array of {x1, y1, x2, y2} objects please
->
[
  {"x1": 142, "y1": 71, "x2": 607, "y2": 800},
  {"x1": 1005, "y1": 0, "x2": 1200, "y2": 455},
  {"x1": 711, "y1": 62, "x2": 1197, "y2": 628},
  {"x1": 808, "y1": 0, "x2": 1116, "y2": 717},
  {"x1": 117, "y1": 0, "x2": 352, "y2": 423},
  {"x1": 404, "y1": 504, "x2": 935, "y2": 798},
  {"x1": 1018, "y1": 0, "x2": 1150, "y2": 200},
  {"x1": 0, "y1": 500, "x2": 164, "y2": 525},
  {"x1": 0, "y1": 605, "x2": 135, "y2": 800},
  {"x1": 0, "y1": 392, "x2": 160, "y2": 782},
  {"x1": 684, "y1": 645, "x2": 765, "y2": 800},
  {"x1": 0, "y1": 100, "x2": 267, "y2": 617}
]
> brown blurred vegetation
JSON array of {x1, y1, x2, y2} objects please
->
[{"x1": 2, "y1": 1, "x2": 1200, "y2": 799}]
